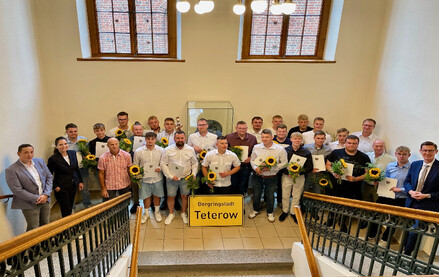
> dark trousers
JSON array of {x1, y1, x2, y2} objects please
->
[
  {"x1": 212, "y1": 186, "x2": 231, "y2": 194},
  {"x1": 104, "y1": 187, "x2": 131, "y2": 201},
  {"x1": 252, "y1": 174, "x2": 278, "y2": 214},
  {"x1": 54, "y1": 185, "x2": 76, "y2": 217},
  {"x1": 368, "y1": 197, "x2": 406, "y2": 240},
  {"x1": 231, "y1": 163, "x2": 251, "y2": 195},
  {"x1": 22, "y1": 202, "x2": 50, "y2": 232}
]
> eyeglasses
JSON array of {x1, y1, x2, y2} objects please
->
[{"x1": 421, "y1": 149, "x2": 436, "y2": 153}]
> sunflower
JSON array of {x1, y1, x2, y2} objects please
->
[
  {"x1": 115, "y1": 129, "x2": 124, "y2": 136},
  {"x1": 86, "y1": 154, "x2": 96, "y2": 160},
  {"x1": 265, "y1": 157, "x2": 276, "y2": 166},
  {"x1": 207, "y1": 171, "x2": 217, "y2": 182},
  {"x1": 273, "y1": 140, "x2": 279, "y2": 144},
  {"x1": 129, "y1": 165, "x2": 141, "y2": 175},
  {"x1": 77, "y1": 139, "x2": 87, "y2": 143},
  {"x1": 288, "y1": 163, "x2": 300, "y2": 173},
  {"x1": 123, "y1": 138, "x2": 132, "y2": 145},
  {"x1": 161, "y1": 137, "x2": 169, "y2": 145},
  {"x1": 199, "y1": 150, "x2": 207, "y2": 160},
  {"x1": 319, "y1": 178, "x2": 329, "y2": 186},
  {"x1": 340, "y1": 159, "x2": 347, "y2": 168},
  {"x1": 185, "y1": 173, "x2": 194, "y2": 181},
  {"x1": 369, "y1": 168, "x2": 381, "y2": 179},
  {"x1": 234, "y1": 146, "x2": 243, "y2": 151}
]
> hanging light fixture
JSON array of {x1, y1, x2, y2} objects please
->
[
  {"x1": 199, "y1": 0, "x2": 215, "y2": 13},
  {"x1": 269, "y1": 0, "x2": 282, "y2": 15},
  {"x1": 233, "y1": 0, "x2": 246, "y2": 15},
  {"x1": 281, "y1": 0, "x2": 296, "y2": 15},
  {"x1": 251, "y1": 0, "x2": 268, "y2": 14},
  {"x1": 194, "y1": 2, "x2": 205, "y2": 14},
  {"x1": 176, "y1": 0, "x2": 191, "y2": 13}
]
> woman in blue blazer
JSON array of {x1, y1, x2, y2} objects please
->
[{"x1": 48, "y1": 137, "x2": 83, "y2": 217}]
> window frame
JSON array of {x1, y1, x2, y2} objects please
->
[
  {"x1": 240, "y1": 0, "x2": 332, "y2": 61},
  {"x1": 85, "y1": 0, "x2": 177, "y2": 59}
]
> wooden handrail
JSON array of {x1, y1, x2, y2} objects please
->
[
  {"x1": 0, "y1": 194, "x2": 13, "y2": 200},
  {"x1": 0, "y1": 192, "x2": 131, "y2": 261},
  {"x1": 294, "y1": 206, "x2": 320, "y2": 277},
  {"x1": 303, "y1": 192, "x2": 439, "y2": 223},
  {"x1": 130, "y1": 206, "x2": 143, "y2": 277}
]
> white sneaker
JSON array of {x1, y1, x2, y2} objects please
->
[
  {"x1": 268, "y1": 213, "x2": 275, "y2": 223},
  {"x1": 154, "y1": 211, "x2": 162, "y2": 222},
  {"x1": 165, "y1": 213, "x2": 175, "y2": 225},
  {"x1": 181, "y1": 212, "x2": 188, "y2": 224},
  {"x1": 141, "y1": 213, "x2": 149, "y2": 224},
  {"x1": 248, "y1": 211, "x2": 260, "y2": 219}
]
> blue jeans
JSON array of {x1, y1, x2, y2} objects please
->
[
  {"x1": 231, "y1": 163, "x2": 251, "y2": 195},
  {"x1": 252, "y1": 174, "x2": 278, "y2": 214},
  {"x1": 80, "y1": 168, "x2": 91, "y2": 207}
]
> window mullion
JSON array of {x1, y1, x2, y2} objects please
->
[
  {"x1": 149, "y1": 0, "x2": 155, "y2": 54},
  {"x1": 279, "y1": 14, "x2": 290, "y2": 57},
  {"x1": 129, "y1": 0, "x2": 137, "y2": 55},
  {"x1": 110, "y1": 0, "x2": 117, "y2": 53}
]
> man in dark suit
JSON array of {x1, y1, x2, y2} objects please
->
[
  {"x1": 5, "y1": 144, "x2": 53, "y2": 231},
  {"x1": 403, "y1": 141, "x2": 439, "y2": 255}
]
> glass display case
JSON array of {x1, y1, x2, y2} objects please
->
[{"x1": 187, "y1": 101, "x2": 234, "y2": 136}]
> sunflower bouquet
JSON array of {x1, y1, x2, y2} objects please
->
[
  {"x1": 156, "y1": 137, "x2": 169, "y2": 148},
  {"x1": 259, "y1": 156, "x2": 277, "y2": 170},
  {"x1": 317, "y1": 177, "x2": 333, "y2": 194},
  {"x1": 115, "y1": 129, "x2": 127, "y2": 140},
  {"x1": 185, "y1": 173, "x2": 200, "y2": 197},
  {"x1": 82, "y1": 154, "x2": 97, "y2": 170},
  {"x1": 287, "y1": 162, "x2": 304, "y2": 183},
  {"x1": 364, "y1": 163, "x2": 385, "y2": 183},
  {"x1": 228, "y1": 146, "x2": 243, "y2": 161},
  {"x1": 76, "y1": 139, "x2": 89, "y2": 157},
  {"x1": 129, "y1": 165, "x2": 144, "y2": 185},
  {"x1": 119, "y1": 138, "x2": 132, "y2": 152},
  {"x1": 332, "y1": 158, "x2": 348, "y2": 184},
  {"x1": 198, "y1": 150, "x2": 208, "y2": 161},
  {"x1": 201, "y1": 170, "x2": 217, "y2": 193}
]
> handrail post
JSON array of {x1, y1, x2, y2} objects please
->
[
  {"x1": 294, "y1": 205, "x2": 320, "y2": 277},
  {"x1": 130, "y1": 206, "x2": 143, "y2": 277}
]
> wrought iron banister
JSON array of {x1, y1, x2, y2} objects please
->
[
  {"x1": 129, "y1": 206, "x2": 142, "y2": 277},
  {"x1": 302, "y1": 192, "x2": 439, "y2": 276},
  {"x1": 0, "y1": 192, "x2": 131, "y2": 276}
]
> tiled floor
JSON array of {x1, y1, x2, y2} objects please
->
[{"x1": 131, "y1": 196, "x2": 301, "y2": 252}]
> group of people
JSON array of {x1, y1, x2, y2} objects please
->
[{"x1": 5, "y1": 112, "x2": 438, "y2": 256}]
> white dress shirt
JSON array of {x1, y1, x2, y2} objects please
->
[
  {"x1": 134, "y1": 145, "x2": 165, "y2": 183},
  {"x1": 187, "y1": 132, "x2": 217, "y2": 151},
  {"x1": 248, "y1": 129, "x2": 262, "y2": 143},
  {"x1": 202, "y1": 149, "x2": 241, "y2": 187},
  {"x1": 351, "y1": 131, "x2": 378, "y2": 153},
  {"x1": 157, "y1": 130, "x2": 176, "y2": 146},
  {"x1": 329, "y1": 141, "x2": 345, "y2": 150},
  {"x1": 302, "y1": 130, "x2": 332, "y2": 145},
  {"x1": 250, "y1": 143, "x2": 287, "y2": 176},
  {"x1": 160, "y1": 144, "x2": 198, "y2": 179},
  {"x1": 20, "y1": 160, "x2": 43, "y2": 195}
]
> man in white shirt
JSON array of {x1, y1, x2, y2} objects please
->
[
  {"x1": 329, "y1": 128, "x2": 349, "y2": 150},
  {"x1": 188, "y1": 118, "x2": 217, "y2": 153},
  {"x1": 249, "y1": 129, "x2": 287, "y2": 222},
  {"x1": 364, "y1": 139, "x2": 396, "y2": 202},
  {"x1": 157, "y1": 117, "x2": 177, "y2": 146},
  {"x1": 248, "y1": 116, "x2": 263, "y2": 143},
  {"x1": 146, "y1": 115, "x2": 161, "y2": 134},
  {"x1": 302, "y1": 117, "x2": 332, "y2": 145},
  {"x1": 160, "y1": 131, "x2": 198, "y2": 225},
  {"x1": 202, "y1": 136, "x2": 241, "y2": 194},
  {"x1": 108, "y1": 111, "x2": 134, "y2": 138},
  {"x1": 269, "y1": 115, "x2": 284, "y2": 134},
  {"x1": 134, "y1": 132, "x2": 165, "y2": 224},
  {"x1": 351, "y1": 118, "x2": 379, "y2": 153}
]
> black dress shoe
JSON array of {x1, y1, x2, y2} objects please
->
[
  {"x1": 291, "y1": 214, "x2": 298, "y2": 224},
  {"x1": 130, "y1": 203, "x2": 139, "y2": 214},
  {"x1": 279, "y1": 212, "x2": 288, "y2": 222}
]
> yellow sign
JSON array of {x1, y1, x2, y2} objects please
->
[{"x1": 188, "y1": 195, "x2": 244, "y2": 227}]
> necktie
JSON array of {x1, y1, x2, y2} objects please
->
[{"x1": 416, "y1": 164, "x2": 430, "y2": 192}]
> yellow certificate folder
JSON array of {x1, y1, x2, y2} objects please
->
[{"x1": 188, "y1": 195, "x2": 244, "y2": 227}]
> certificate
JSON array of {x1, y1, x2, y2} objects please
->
[
  {"x1": 143, "y1": 162, "x2": 159, "y2": 178},
  {"x1": 377, "y1": 178, "x2": 397, "y2": 199},
  {"x1": 254, "y1": 156, "x2": 267, "y2": 167},
  {"x1": 239, "y1": 146, "x2": 249, "y2": 162},
  {"x1": 279, "y1": 144, "x2": 289, "y2": 148},
  {"x1": 210, "y1": 164, "x2": 226, "y2": 180},
  {"x1": 289, "y1": 154, "x2": 307, "y2": 167},
  {"x1": 312, "y1": 155, "x2": 326, "y2": 172},
  {"x1": 133, "y1": 136, "x2": 146, "y2": 152},
  {"x1": 341, "y1": 163, "x2": 354, "y2": 180},
  {"x1": 76, "y1": 152, "x2": 83, "y2": 168},
  {"x1": 96, "y1": 142, "x2": 109, "y2": 158},
  {"x1": 170, "y1": 162, "x2": 184, "y2": 178}
]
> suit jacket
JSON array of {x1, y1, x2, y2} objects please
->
[
  {"x1": 404, "y1": 159, "x2": 439, "y2": 212},
  {"x1": 5, "y1": 158, "x2": 53, "y2": 209},
  {"x1": 47, "y1": 150, "x2": 83, "y2": 190}
]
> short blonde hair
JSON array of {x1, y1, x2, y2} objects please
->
[
  {"x1": 395, "y1": 146, "x2": 410, "y2": 153},
  {"x1": 298, "y1": 114, "x2": 309, "y2": 121},
  {"x1": 290, "y1": 132, "x2": 303, "y2": 139}
]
